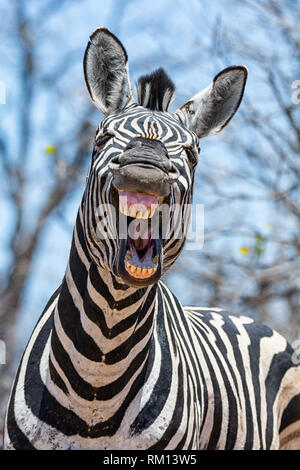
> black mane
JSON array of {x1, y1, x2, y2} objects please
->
[{"x1": 136, "y1": 68, "x2": 175, "y2": 111}]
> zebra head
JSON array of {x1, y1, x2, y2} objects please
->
[{"x1": 83, "y1": 28, "x2": 247, "y2": 287}]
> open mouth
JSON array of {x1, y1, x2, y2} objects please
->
[{"x1": 117, "y1": 191, "x2": 162, "y2": 285}]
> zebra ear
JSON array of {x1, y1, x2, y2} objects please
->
[
  {"x1": 83, "y1": 27, "x2": 135, "y2": 116},
  {"x1": 175, "y1": 66, "x2": 248, "y2": 138}
]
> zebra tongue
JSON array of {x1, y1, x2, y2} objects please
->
[
  {"x1": 133, "y1": 236, "x2": 149, "y2": 252},
  {"x1": 129, "y1": 233, "x2": 156, "y2": 267}
]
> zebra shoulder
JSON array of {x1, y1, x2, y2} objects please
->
[{"x1": 4, "y1": 286, "x2": 61, "y2": 450}]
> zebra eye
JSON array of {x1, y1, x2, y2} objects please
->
[
  {"x1": 95, "y1": 133, "x2": 113, "y2": 149},
  {"x1": 185, "y1": 147, "x2": 198, "y2": 167}
]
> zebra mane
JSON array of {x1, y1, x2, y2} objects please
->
[{"x1": 136, "y1": 68, "x2": 175, "y2": 111}]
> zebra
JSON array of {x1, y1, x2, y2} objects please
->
[{"x1": 4, "y1": 27, "x2": 300, "y2": 450}]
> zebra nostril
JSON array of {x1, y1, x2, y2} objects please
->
[
  {"x1": 108, "y1": 156, "x2": 121, "y2": 174},
  {"x1": 109, "y1": 151, "x2": 179, "y2": 188},
  {"x1": 165, "y1": 165, "x2": 180, "y2": 183},
  {"x1": 118, "y1": 136, "x2": 172, "y2": 172}
]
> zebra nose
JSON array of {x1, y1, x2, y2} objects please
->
[{"x1": 109, "y1": 137, "x2": 179, "y2": 197}]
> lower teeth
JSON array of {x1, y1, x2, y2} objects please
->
[{"x1": 125, "y1": 261, "x2": 157, "y2": 276}]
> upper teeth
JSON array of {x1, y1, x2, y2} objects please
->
[{"x1": 119, "y1": 199, "x2": 157, "y2": 219}]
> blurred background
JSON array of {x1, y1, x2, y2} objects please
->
[{"x1": 0, "y1": 0, "x2": 299, "y2": 442}]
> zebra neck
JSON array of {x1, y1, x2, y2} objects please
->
[{"x1": 49, "y1": 217, "x2": 158, "y2": 401}]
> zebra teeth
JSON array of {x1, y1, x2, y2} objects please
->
[
  {"x1": 125, "y1": 261, "x2": 157, "y2": 279},
  {"x1": 119, "y1": 191, "x2": 159, "y2": 219},
  {"x1": 119, "y1": 202, "x2": 158, "y2": 219},
  {"x1": 129, "y1": 206, "x2": 137, "y2": 218}
]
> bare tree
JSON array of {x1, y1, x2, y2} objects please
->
[
  {"x1": 0, "y1": 0, "x2": 98, "y2": 438},
  {"x1": 168, "y1": 0, "x2": 300, "y2": 340}
]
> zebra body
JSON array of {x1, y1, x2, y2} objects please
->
[
  {"x1": 5, "y1": 259, "x2": 299, "y2": 450},
  {"x1": 4, "y1": 28, "x2": 300, "y2": 450}
]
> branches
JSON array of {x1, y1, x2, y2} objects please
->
[
  {"x1": 172, "y1": 0, "x2": 300, "y2": 339},
  {"x1": 0, "y1": 0, "x2": 98, "y2": 437}
]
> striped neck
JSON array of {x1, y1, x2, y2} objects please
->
[{"x1": 48, "y1": 207, "x2": 158, "y2": 425}]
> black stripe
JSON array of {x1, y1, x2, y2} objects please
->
[
  {"x1": 130, "y1": 289, "x2": 173, "y2": 434},
  {"x1": 24, "y1": 312, "x2": 153, "y2": 438},
  {"x1": 49, "y1": 356, "x2": 69, "y2": 396},
  {"x1": 199, "y1": 313, "x2": 241, "y2": 449},
  {"x1": 51, "y1": 316, "x2": 154, "y2": 400},
  {"x1": 244, "y1": 320, "x2": 274, "y2": 448},
  {"x1": 5, "y1": 287, "x2": 61, "y2": 449},
  {"x1": 207, "y1": 312, "x2": 254, "y2": 449},
  {"x1": 6, "y1": 366, "x2": 35, "y2": 449},
  {"x1": 23, "y1": 306, "x2": 152, "y2": 438},
  {"x1": 265, "y1": 343, "x2": 294, "y2": 448},
  {"x1": 56, "y1": 280, "x2": 102, "y2": 361},
  {"x1": 88, "y1": 262, "x2": 148, "y2": 310},
  {"x1": 75, "y1": 208, "x2": 91, "y2": 263},
  {"x1": 68, "y1": 237, "x2": 88, "y2": 299},
  {"x1": 24, "y1": 314, "x2": 90, "y2": 436},
  {"x1": 149, "y1": 358, "x2": 185, "y2": 449},
  {"x1": 83, "y1": 291, "x2": 139, "y2": 338},
  {"x1": 198, "y1": 336, "x2": 223, "y2": 449},
  {"x1": 280, "y1": 393, "x2": 300, "y2": 432}
]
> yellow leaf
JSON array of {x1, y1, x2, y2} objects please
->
[
  {"x1": 45, "y1": 146, "x2": 57, "y2": 155},
  {"x1": 240, "y1": 246, "x2": 250, "y2": 255}
]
